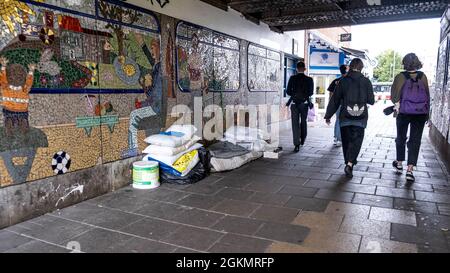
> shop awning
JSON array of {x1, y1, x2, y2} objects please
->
[{"x1": 340, "y1": 47, "x2": 367, "y2": 59}]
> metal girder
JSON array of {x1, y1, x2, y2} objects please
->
[
  {"x1": 276, "y1": 8, "x2": 444, "y2": 31},
  {"x1": 199, "y1": 0, "x2": 229, "y2": 11},
  {"x1": 229, "y1": 0, "x2": 334, "y2": 13},
  {"x1": 200, "y1": 0, "x2": 448, "y2": 31}
]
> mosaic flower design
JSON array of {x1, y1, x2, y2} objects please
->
[{"x1": 113, "y1": 56, "x2": 140, "y2": 85}]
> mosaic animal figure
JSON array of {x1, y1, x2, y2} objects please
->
[{"x1": 37, "y1": 48, "x2": 61, "y2": 76}]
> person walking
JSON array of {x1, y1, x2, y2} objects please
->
[
  {"x1": 327, "y1": 64, "x2": 348, "y2": 147},
  {"x1": 391, "y1": 53, "x2": 430, "y2": 182},
  {"x1": 286, "y1": 61, "x2": 314, "y2": 153},
  {"x1": 325, "y1": 58, "x2": 375, "y2": 178}
]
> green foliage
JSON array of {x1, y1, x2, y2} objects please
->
[
  {"x1": 126, "y1": 33, "x2": 153, "y2": 69},
  {"x1": 109, "y1": 33, "x2": 119, "y2": 56},
  {"x1": 373, "y1": 49, "x2": 403, "y2": 82},
  {"x1": 0, "y1": 48, "x2": 87, "y2": 88},
  {"x1": 209, "y1": 77, "x2": 228, "y2": 91}
]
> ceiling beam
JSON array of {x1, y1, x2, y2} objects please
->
[
  {"x1": 229, "y1": 0, "x2": 321, "y2": 13},
  {"x1": 264, "y1": 0, "x2": 447, "y2": 26},
  {"x1": 277, "y1": 8, "x2": 444, "y2": 31},
  {"x1": 262, "y1": 0, "x2": 447, "y2": 23},
  {"x1": 258, "y1": 5, "x2": 341, "y2": 20},
  {"x1": 243, "y1": 12, "x2": 261, "y2": 25},
  {"x1": 199, "y1": 0, "x2": 229, "y2": 11},
  {"x1": 269, "y1": 25, "x2": 284, "y2": 34}
]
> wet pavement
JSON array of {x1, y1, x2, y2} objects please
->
[{"x1": 1, "y1": 102, "x2": 450, "y2": 253}]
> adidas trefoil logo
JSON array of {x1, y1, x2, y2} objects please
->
[{"x1": 347, "y1": 104, "x2": 365, "y2": 117}]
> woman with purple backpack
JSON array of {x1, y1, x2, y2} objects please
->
[{"x1": 391, "y1": 53, "x2": 430, "y2": 182}]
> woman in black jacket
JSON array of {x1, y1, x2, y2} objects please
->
[{"x1": 325, "y1": 58, "x2": 375, "y2": 178}]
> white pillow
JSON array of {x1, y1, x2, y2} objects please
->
[
  {"x1": 142, "y1": 143, "x2": 203, "y2": 166},
  {"x1": 166, "y1": 124, "x2": 197, "y2": 139},
  {"x1": 142, "y1": 135, "x2": 200, "y2": 156},
  {"x1": 221, "y1": 137, "x2": 268, "y2": 152},
  {"x1": 144, "y1": 132, "x2": 190, "y2": 147},
  {"x1": 224, "y1": 126, "x2": 270, "y2": 141}
]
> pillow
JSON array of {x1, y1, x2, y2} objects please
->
[
  {"x1": 221, "y1": 137, "x2": 268, "y2": 152},
  {"x1": 143, "y1": 143, "x2": 203, "y2": 166},
  {"x1": 144, "y1": 133, "x2": 190, "y2": 147},
  {"x1": 224, "y1": 126, "x2": 270, "y2": 141},
  {"x1": 166, "y1": 124, "x2": 197, "y2": 139},
  {"x1": 143, "y1": 135, "x2": 201, "y2": 156}
]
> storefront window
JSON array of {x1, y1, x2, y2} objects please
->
[{"x1": 284, "y1": 56, "x2": 298, "y2": 97}]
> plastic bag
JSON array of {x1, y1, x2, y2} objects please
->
[
  {"x1": 172, "y1": 149, "x2": 200, "y2": 176},
  {"x1": 307, "y1": 106, "x2": 316, "y2": 122},
  {"x1": 160, "y1": 147, "x2": 211, "y2": 185}
]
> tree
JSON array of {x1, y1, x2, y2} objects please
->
[
  {"x1": 98, "y1": 1, "x2": 142, "y2": 57},
  {"x1": 373, "y1": 49, "x2": 403, "y2": 82}
]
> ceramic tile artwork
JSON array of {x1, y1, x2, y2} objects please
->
[
  {"x1": 176, "y1": 22, "x2": 240, "y2": 92},
  {"x1": 0, "y1": 0, "x2": 162, "y2": 187},
  {"x1": 0, "y1": 0, "x2": 280, "y2": 189},
  {"x1": 432, "y1": 37, "x2": 447, "y2": 137},
  {"x1": 248, "y1": 44, "x2": 281, "y2": 92}
]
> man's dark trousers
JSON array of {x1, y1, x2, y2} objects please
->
[
  {"x1": 291, "y1": 102, "x2": 309, "y2": 146},
  {"x1": 341, "y1": 125, "x2": 365, "y2": 165}
]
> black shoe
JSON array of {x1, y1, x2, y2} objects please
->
[
  {"x1": 300, "y1": 140, "x2": 305, "y2": 146},
  {"x1": 344, "y1": 165, "x2": 353, "y2": 178},
  {"x1": 406, "y1": 171, "x2": 415, "y2": 182},
  {"x1": 393, "y1": 161, "x2": 403, "y2": 173},
  {"x1": 294, "y1": 146, "x2": 300, "y2": 153}
]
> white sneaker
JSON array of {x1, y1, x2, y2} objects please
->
[{"x1": 333, "y1": 138, "x2": 342, "y2": 147}]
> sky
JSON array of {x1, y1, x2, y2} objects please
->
[
  {"x1": 352, "y1": 18, "x2": 441, "y2": 59},
  {"x1": 351, "y1": 18, "x2": 441, "y2": 80}
]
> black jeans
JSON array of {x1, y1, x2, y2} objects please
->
[
  {"x1": 396, "y1": 114, "x2": 427, "y2": 166},
  {"x1": 291, "y1": 103, "x2": 309, "y2": 146},
  {"x1": 341, "y1": 125, "x2": 365, "y2": 165}
]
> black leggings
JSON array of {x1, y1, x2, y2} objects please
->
[
  {"x1": 396, "y1": 114, "x2": 427, "y2": 166},
  {"x1": 341, "y1": 126, "x2": 365, "y2": 165}
]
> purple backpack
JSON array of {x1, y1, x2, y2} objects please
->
[{"x1": 399, "y1": 71, "x2": 429, "y2": 115}]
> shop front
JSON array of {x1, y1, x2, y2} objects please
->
[{"x1": 308, "y1": 45, "x2": 346, "y2": 115}]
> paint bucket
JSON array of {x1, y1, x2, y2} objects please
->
[{"x1": 132, "y1": 161, "x2": 160, "y2": 189}]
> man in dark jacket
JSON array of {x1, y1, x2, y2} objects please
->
[
  {"x1": 325, "y1": 58, "x2": 375, "y2": 178},
  {"x1": 286, "y1": 61, "x2": 314, "y2": 152}
]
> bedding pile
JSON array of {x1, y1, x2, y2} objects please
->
[
  {"x1": 143, "y1": 125, "x2": 210, "y2": 184},
  {"x1": 209, "y1": 126, "x2": 273, "y2": 172}
]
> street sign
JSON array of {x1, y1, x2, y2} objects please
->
[{"x1": 340, "y1": 33, "x2": 352, "y2": 42}]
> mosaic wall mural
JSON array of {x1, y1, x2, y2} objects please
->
[
  {"x1": 248, "y1": 43, "x2": 281, "y2": 92},
  {"x1": 0, "y1": 0, "x2": 162, "y2": 187},
  {"x1": 0, "y1": 0, "x2": 284, "y2": 189},
  {"x1": 432, "y1": 36, "x2": 449, "y2": 141},
  {"x1": 176, "y1": 22, "x2": 240, "y2": 93}
]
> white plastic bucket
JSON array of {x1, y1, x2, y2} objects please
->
[{"x1": 132, "y1": 161, "x2": 160, "y2": 189}]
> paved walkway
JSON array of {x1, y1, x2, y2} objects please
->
[{"x1": 1, "y1": 102, "x2": 450, "y2": 253}]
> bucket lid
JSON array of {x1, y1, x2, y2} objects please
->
[{"x1": 133, "y1": 161, "x2": 159, "y2": 168}]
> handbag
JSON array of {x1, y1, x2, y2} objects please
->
[{"x1": 307, "y1": 105, "x2": 316, "y2": 122}]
